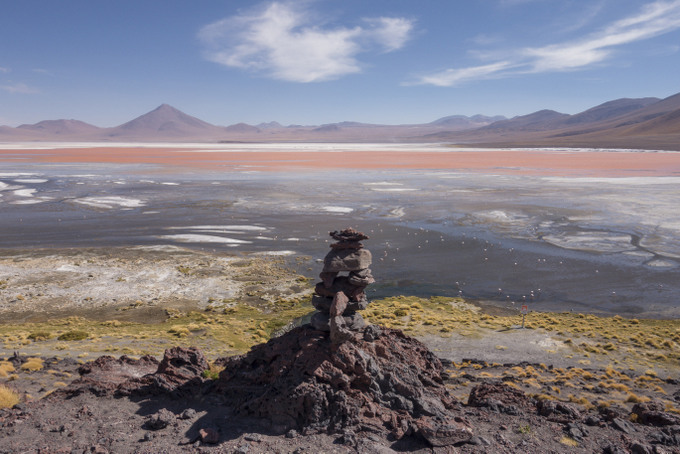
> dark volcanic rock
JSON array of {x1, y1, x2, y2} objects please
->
[
  {"x1": 330, "y1": 228, "x2": 369, "y2": 243},
  {"x1": 119, "y1": 346, "x2": 208, "y2": 396},
  {"x1": 60, "y1": 347, "x2": 207, "y2": 398},
  {"x1": 632, "y1": 401, "x2": 680, "y2": 426},
  {"x1": 59, "y1": 355, "x2": 159, "y2": 397},
  {"x1": 145, "y1": 408, "x2": 175, "y2": 430},
  {"x1": 215, "y1": 325, "x2": 471, "y2": 445},
  {"x1": 468, "y1": 382, "x2": 535, "y2": 415},
  {"x1": 537, "y1": 399, "x2": 582, "y2": 423}
]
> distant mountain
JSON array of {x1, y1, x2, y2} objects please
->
[
  {"x1": 437, "y1": 94, "x2": 680, "y2": 149},
  {"x1": 0, "y1": 94, "x2": 678, "y2": 148},
  {"x1": 481, "y1": 110, "x2": 570, "y2": 132},
  {"x1": 257, "y1": 121, "x2": 284, "y2": 129},
  {"x1": 430, "y1": 114, "x2": 505, "y2": 128},
  {"x1": 223, "y1": 123, "x2": 261, "y2": 134},
  {"x1": 563, "y1": 97, "x2": 659, "y2": 126},
  {"x1": 17, "y1": 119, "x2": 101, "y2": 135},
  {"x1": 106, "y1": 104, "x2": 224, "y2": 139},
  {"x1": 312, "y1": 124, "x2": 341, "y2": 133}
]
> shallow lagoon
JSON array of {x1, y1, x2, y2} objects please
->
[{"x1": 1, "y1": 144, "x2": 679, "y2": 317}]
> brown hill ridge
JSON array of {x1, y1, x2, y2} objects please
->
[{"x1": 1, "y1": 92, "x2": 679, "y2": 149}]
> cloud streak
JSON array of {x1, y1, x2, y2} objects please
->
[
  {"x1": 199, "y1": 2, "x2": 413, "y2": 83},
  {"x1": 1, "y1": 83, "x2": 39, "y2": 94},
  {"x1": 416, "y1": 0, "x2": 680, "y2": 86}
]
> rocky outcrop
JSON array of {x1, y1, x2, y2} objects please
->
[
  {"x1": 215, "y1": 325, "x2": 472, "y2": 446},
  {"x1": 467, "y1": 382, "x2": 536, "y2": 416},
  {"x1": 60, "y1": 347, "x2": 207, "y2": 398},
  {"x1": 631, "y1": 401, "x2": 680, "y2": 427},
  {"x1": 60, "y1": 355, "x2": 159, "y2": 397}
]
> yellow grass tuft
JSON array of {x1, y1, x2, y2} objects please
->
[
  {"x1": 626, "y1": 393, "x2": 651, "y2": 403},
  {"x1": 20, "y1": 357, "x2": 44, "y2": 372},
  {"x1": 559, "y1": 436, "x2": 579, "y2": 447},
  {"x1": 0, "y1": 384, "x2": 20, "y2": 409},
  {"x1": 0, "y1": 361, "x2": 15, "y2": 378}
]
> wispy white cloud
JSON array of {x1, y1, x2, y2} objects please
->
[
  {"x1": 1, "y1": 82, "x2": 39, "y2": 94},
  {"x1": 417, "y1": 61, "x2": 517, "y2": 87},
  {"x1": 363, "y1": 17, "x2": 413, "y2": 52},
  {"x1": 0, "y1": 66, "x2": 9, "y2": 74},
  {"x1": 415, "y1": 0, "x2": 680, "y2": 86},
  {"x1": 199, "y1": 2, "x2": 414, "y2": 83}
]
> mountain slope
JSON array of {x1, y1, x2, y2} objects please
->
[
  {"x1": 106, "y1": 104, "x2": 224, "y2": 139},
  {"x1": 17, "y1": 119, "x2": 102, "y2": 135},
  {"x1": 429, "y1": 114, "x2": 505, "y2": 129},
  {"x1": 481, "y1": 110, "x2": 570, "y2": 132},
  {"x1": 563, "y1": 97, "x2": 659, "y2": 126}
]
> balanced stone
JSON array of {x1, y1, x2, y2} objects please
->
[
  {"x1": 312, "y1": 294, "x2": 369, "y2": 313},
  {"x1": 314, "y1": 276, "x2": 366, "y2": 301},
  {"x1": 348, "y1": 269, "x2": 375, "y2": 286},
  {"x1": 323, "y1": 248, "x2": 372, "y2": 273},
  {"x1": 310, "y1": 311, "x2": 366, "y2": 332}
]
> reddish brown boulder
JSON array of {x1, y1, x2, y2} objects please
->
[
  {"x1": 120, "y1": 346, "x2": 209, "y2": 396},
  {"x1": 59, "y1": 355, "x2": 159, "y2": 397},
  {"x1": 322, "y1": 248, "x2": 372, "y2": 273},
  {"x1": 60, "y1": 347, "x2": 208, "y2": 398}
]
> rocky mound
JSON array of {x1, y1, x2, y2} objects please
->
[
  {"x1": 57, "y1": 346, "x2": 208, "y2": 399},
  {"x1": 215, "y1": 324, "x2": 473, "y2": 446}
]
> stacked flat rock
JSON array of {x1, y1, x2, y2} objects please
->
[{"x1": 310, "y1": 228, "x2": 375, "y2": 337}]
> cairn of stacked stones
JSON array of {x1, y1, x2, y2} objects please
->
[{"x1": 310, "y1": 228, "x2": 375, "y2": 342}]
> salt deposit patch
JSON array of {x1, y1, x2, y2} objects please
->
[
  {"x1": 250, "y1": 250, "x2": 296, "y2": 256},
  {"x1": 388, "y1": 207, "x2": 405, "y2": 218},
  {"x1": 0, "y1": 182, "x2": 23, "y2": 191},
  {"x1": 189, "y1": 229, "x2": 244, "y2": 235},
  {"x1": 363, "y1": 182, "x2": 404, "y2": 186},
  {"x1": 475, "y1": 210, "x2": 527, "y2": 224},
  {"x1": 323, "y1": 206, "x2": 354, "y2": 214},
  {"x1": 11, "y1": 198, "x2": 51, "y2": 205},
  {"x1": 542, "y1": 231, "x2": 636, "y2": 253},
  {"x1": 56, "y1": 265, "x2": 79, "y2": 272},
  {"x1": 543, "y1": 176, "x2": 680, "y2": 186},
  {"x1": 128, "y1": 245, "x2": 189, "y2": 253},
  {"x1": 0, "y1": 173, "x2": 37, "y2": 177},
  {"x1": 167, "y1": 225, "x2": 268, "y2": 232},
  {"x1": 161, "y1": 182, "x2": 179, "y2": 186},
  {"x1": 645, "y1": 259, "x2": 678, "y2": 268},
  {"x1": 13, "y1": 179, "x2": 47, "y2": 184},
  {"x1": 369, "y1": 188, "x2": 418, "y2": 192},
  {"x1": 639, "y1": 233, "x2": 680, "y2": 259},
  {"x1": 74, "y1": 196, "x2": 145, "y2": 209},
  {"x1": 13, "y1": 189, "x2": 36, "y2": 197},
  {"x1": 158, "y1": 234, "x2": 252, "y2": 245}
]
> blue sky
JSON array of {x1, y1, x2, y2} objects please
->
[{"x1": 1, "y1": 0, "x2": 679, "y2": 127}]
